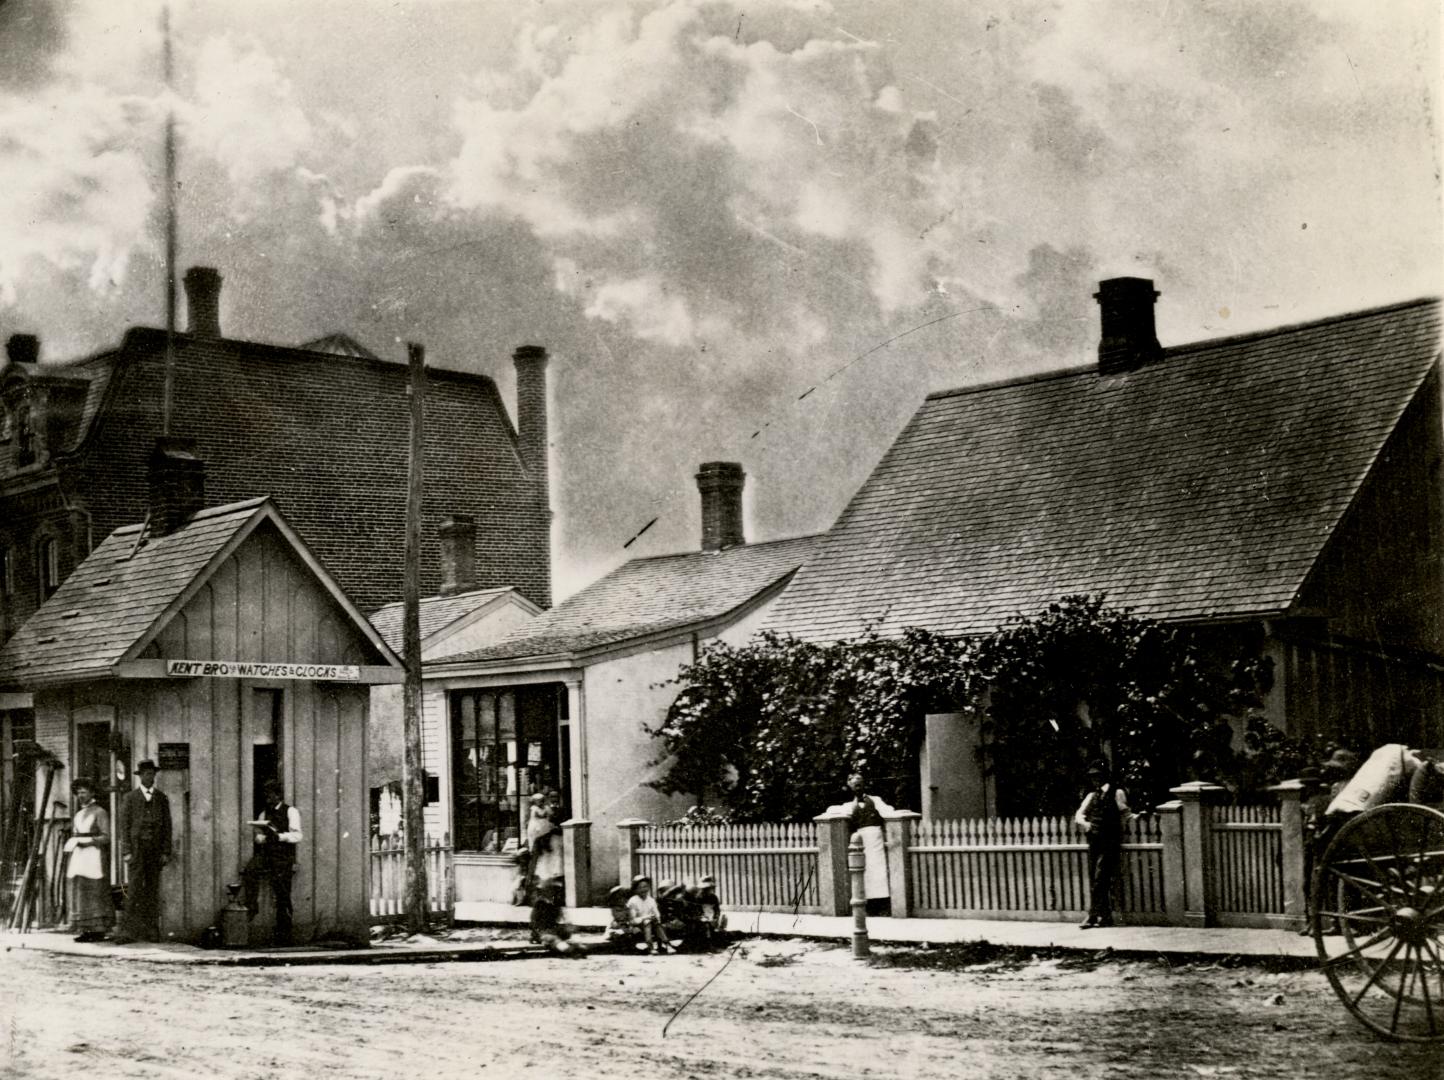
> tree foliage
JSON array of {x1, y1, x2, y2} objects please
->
[{"x1": 649, "y1": 596, "x2": 1276, "y2": 821}]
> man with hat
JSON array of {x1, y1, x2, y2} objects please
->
[
  {"x1": 1073, "y1": 758, "x2": 1133, "y2": 929},
  {"x1": 116, "y1": 758, "x2": 173, "y2": 943}
]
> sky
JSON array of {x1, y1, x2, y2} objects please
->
[{"x1": 1, "y1": 0, "x2": 1440, "y2": 600}]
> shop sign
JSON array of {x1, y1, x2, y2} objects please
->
[{"x1": 165, "y1": 660, "x2": 361, "y2": 681}]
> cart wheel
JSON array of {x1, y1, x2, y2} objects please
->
[{"x1": 1312, "y1": 803, "x2": 1444, "y2": 1042}]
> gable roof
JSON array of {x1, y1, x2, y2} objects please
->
[
  {"x1": 0, "y1": 497, "x2": 401, "y2": 688},
  {"x1": 369, "y1": 586, "x2": 537, "y2": 653},
  {"x1": 433, "y1": 533, "x2": 821, "y2": 665},
  {"x1": 767, "y1": 297, "x2": 1442, "y2": 642},
  {"x1": 297, "y1": 332, "x2": 380, "y2": 360}
]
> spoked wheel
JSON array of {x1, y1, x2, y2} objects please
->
[{"x1": 1311, "y1": 803, "x2": 1444, "y2": 1042}]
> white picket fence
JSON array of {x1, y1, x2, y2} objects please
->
[
  {"x1": 634, "y1": 822, "x2": 822, "y2": 913},
  {"x1": 369, "y1": 833, "x2": 453, "y2": 921}
]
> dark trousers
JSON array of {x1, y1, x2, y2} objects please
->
[
  {"x1": 1085, "y1": 836, "x2": 1120, "y2": 925},
  {"x1": 124, "y1": 851, "x2": 166, "y2": 940},
  {"x1": 243, "y1": 857, "x2": 295, "y2": 945}
]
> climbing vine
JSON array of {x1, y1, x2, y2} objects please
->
[{"x1": 648, "y1": 596, "x2": 1275, "y2": 821}]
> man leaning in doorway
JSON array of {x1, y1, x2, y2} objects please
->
[
  {"x1": 244, "y1": 780, "x2": 302, "y2": 946},
  {"x1": 116, "y1": 759, "x2": 173, "y2": 943}
]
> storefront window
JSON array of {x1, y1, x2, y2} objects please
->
[{"x1": 450, "y1": 686, "x2": 563, "y2": 853}]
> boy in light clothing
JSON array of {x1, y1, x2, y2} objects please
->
[{"x1": 626, "y1": 875, "x2": 673, "y2": 954}]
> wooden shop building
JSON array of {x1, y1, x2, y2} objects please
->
[{"x1": 0, "y1": 441, "x2": 402, "y2": 943}]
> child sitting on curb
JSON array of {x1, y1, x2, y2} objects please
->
[{"x1": 626, "y1": 875, "x2": 674, "y2": 954}]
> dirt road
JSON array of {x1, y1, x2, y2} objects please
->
[{"x1": 2, "y1": 939, "x2": 1440, "y2": 1079}]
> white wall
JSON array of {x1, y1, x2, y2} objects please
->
[{"x1": 422, "y1": 600, "x2": 536, "y2": 661}]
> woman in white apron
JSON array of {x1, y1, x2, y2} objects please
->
[
  {"x1": 66, "y1": 778, "x2": 111, "y2": 943},
  {"x1": 841, "y1": 773, "x2": 894, "y2": 916}
]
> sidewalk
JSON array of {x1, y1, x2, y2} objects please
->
[
  {"x1": 4, "y1": 905, "x2": 1322, "y2": 968},
  {"x1": 457, "y1": 902, "x2": 1319, "y2": 962}
]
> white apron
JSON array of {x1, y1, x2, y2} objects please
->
[{"x1": 856, "y1": 824, "x2": 889, "y2": 900}]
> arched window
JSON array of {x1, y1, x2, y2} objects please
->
[
  {"x1": 38, "y1": 538, "x2": 59, "y2": 600},
  {"x1": 15, "y1": 404, "x2": 34, "y2": 466}
]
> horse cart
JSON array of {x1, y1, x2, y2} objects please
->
[{"x1": 1310, "y1": 800, "x2": 1444, "y2": 1042}]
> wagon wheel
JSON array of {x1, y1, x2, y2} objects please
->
[{"x1": 1311, "y1": 803, "x2": 1444, "y2": 1042}]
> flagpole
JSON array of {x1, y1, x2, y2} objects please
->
[{"x1": 161, "y1": 2, "x2": 178, "y2": 435}]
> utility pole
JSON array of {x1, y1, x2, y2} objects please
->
[
  {"x1": 161, "y1": 1, "x2": 178, "y2": 435},
  {"x1": 402, "y1": 342, "x2": 429, "y2": 931}
]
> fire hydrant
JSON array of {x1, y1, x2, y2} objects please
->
[{"x1": 848, "y1": 833, "x2": 870, "y2": 958}]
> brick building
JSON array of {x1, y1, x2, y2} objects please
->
[{"x1": 0, "y1": 267, "x2": 552, "y2": 810}]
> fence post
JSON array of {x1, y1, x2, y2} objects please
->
[
  {"x1": 1170, "y1": 781, "x2": 1227, "y2": 927},
  {"x1": 561, "y1": 818, "x2": 592, "y2": 909},
  {"x1": 1269, "y1": 780, "x2": 1306, "y2": 929},
  {"x1": 616, "y1": 819, "x2": 649, "y2": 888},
  {"x1": 1156, "y1": 800, "x2": 1185, "y2": 926},
  {"x1": 814, "y1": 813, "x2": 851, "y2": 917},
  {"x1": 442, "y1": 832, "x2": 455, "y2": 927},
  {"x1": 884, "y1": 811, "x2": 921, "y2": 918}
]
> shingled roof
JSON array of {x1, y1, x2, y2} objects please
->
[
  {"x1": 766, "y1": 297, "x2": 1442, "y2": 642},
  {"x1": 432, "y1": 533, "x2": 820, "y2": 665},
  {"x1": 0, "y1": 497, "x2": 397, "y2": 687},
  {"x1": 369, "y1": 586, "x2": 531, "y2": 653}
]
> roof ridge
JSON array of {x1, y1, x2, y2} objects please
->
[
  {"x1": 370, "y1": 585, "x2": 514, "y2": 614},
  {"x1": 624, "y1": 531, "x2": 826, "y2": 566},
  {"x1": 111, "y1": 496, "x2": 270, "y2": 536},
  {"x1": 925, "y1": 296, "x2": 1441, "y2": 403}
]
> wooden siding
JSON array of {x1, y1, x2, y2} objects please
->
[{"x1": 30, "y1": 522, "x2": 376, "y2": 942}]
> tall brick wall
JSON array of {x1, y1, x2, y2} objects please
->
[{"x1": 4, "y1": 330, "x2": 550, "y2": 635}]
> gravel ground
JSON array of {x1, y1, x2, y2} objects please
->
[{"x1": 2, "y1": 937, "x2": 1441, "y2": 1079}]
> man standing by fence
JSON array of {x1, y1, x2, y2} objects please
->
[{"x1": 1074, "y1": 759, "x2": 1132, "y2": 929}]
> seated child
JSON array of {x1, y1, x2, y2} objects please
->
[
  {"x1": 606, "y1": 884, "x2": 636, "y2": 943},
  {"x1": 695, "y1": 874, "x2": 726, "y2": 932},
  {"x1": 529, "y1": 875, "x2": 579, "y2": 954},
  {"x1": 657, "y1": 880, "x2": 691, "y2": 940},
  {"x1": 626, "y1": 875, "x2": 674, "y2": 954}
]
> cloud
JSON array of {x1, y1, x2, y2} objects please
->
[{"x1": 0, "y1": 0, "x2": 68, "y2": 88}]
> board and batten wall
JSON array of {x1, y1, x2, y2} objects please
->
[{"x1": 32, "y1": 521, "x2": 383, "y2": 943}]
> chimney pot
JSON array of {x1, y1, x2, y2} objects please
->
[
  {"x1": 696, "y1": 462, "x2": 745, "y2": 551},
  {"x1": 148, "y1": 436, "x2": 205, "y2": 537},
  {"x1": 183, "y1": 266, "x2": 223, "y2": 338},
  {"x1": 6, "y1": 333, "x2": 39, "y2": 367},
  {"x1": 438, "y1": 514, "x2": 478, "y2": 596},
  {"x1": 1093, "y1": 277, "x2": 1161, "y2": 375}
]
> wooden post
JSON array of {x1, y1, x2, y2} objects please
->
[
  {"x1": 561, "y1": 818, "x2": 592, "y2": 909},
  {"x1": 1156, "y1": 799, "x2": 1185, "y2": 926},
  {"x1": 884, "y1": 811, "x2": 920, "y2": 918},
  {"x1": 814, "y1": 813, "x2": 850, "y2": 916},
  {"x1": 1269, "y1": 780, "x2": 1307, "y2": 929},
  {"x1": 848, "y1": 833, "x2": 869, "y2": 957},
  {"x1": 1170, "y1": 781, "x2": 1226, "y2": 928},
  {"x1": 616, "y1": 819, "x2": 648, "y2": 887},
  {"x1": 401, "y1": 342, "x2": 429, "y2": 933}
]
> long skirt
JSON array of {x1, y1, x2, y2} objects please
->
[
  {"x1": 856, "y1": 825, "x2": 890, "y2": 900},
  {"x1": 70, "y1": 875, "x2": 113, "y2": 933}
]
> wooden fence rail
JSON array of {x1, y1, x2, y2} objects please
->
[
  {"x1": 613, "y1": 780, "x2": 1307, "y2": 928},
  {"x1": 633, "y1": 822, "x2": 821, "y2": 913},
  {"x1": 908, "y1": 814, "x2": 1166, "y2": 922},
  {"x1": 369, "y1": 833, "x2": 453, "y2": 921}
]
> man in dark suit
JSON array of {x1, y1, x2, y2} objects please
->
[{"x1": 117, "y1": 759, "x2": 173, "y2": 943}]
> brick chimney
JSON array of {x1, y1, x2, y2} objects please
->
[
  {"x1": 1094, "y1": 277, "x2": 1162, "y2": 375},
  {"x1": 512, "y1": 345, "x2": 549, "y2": 501},
  {"x1": 438, "y1": 514, "x2": 477, "y2": 596},
  {"x1": 148, "y1": 436, "x2": 205, "y2": 536},
  {"x1": 6, "y1": 333, "x2": 39, "y2": 366},
  {"x1": 183, "y1": 266, "x2": 223, "y2": 338},
  {"x1": 696, "y1": 462, "x2": 745, "y2": 551}
]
